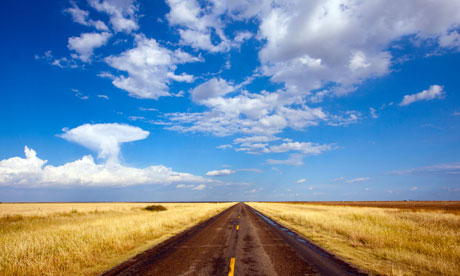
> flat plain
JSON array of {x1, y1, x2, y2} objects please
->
[
  {"x1": 248, "y1": 201, "x2": 460, "y2": 276},
  {"x1": 2, "y1": 201, "x2": 459, "y2": 276},
  {"x1": 0, "y1": 202, "x2": 234, "y2": 276}
]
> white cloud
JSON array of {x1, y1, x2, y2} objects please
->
[
  {"x1": 105, "y1": 35, "x2": 200, "y2": 99},
  {"x1": 165, "y1": 0, "x2": 255, "y2": 52},
  {"x1": 191, "y1": 78, "x2": 234, "y2": 102},
  {"x1": 165, "y1": 88, "x2": 328, "y2": 137},
  {"x1": 97, "y1": 94, "x2": 109, "y2": 100},
  {"x1": 269, "y1": 142, "x2": 334, "y2": 155},
  {"x1": 35, "y1": 50, "x2": 80, "y2": 69},
  {"x1": 216, "y1": 144, "x2": 232, "y2": 150},
  {"x1": 51, "y1": 56, "x2": 78, "y2": 68},
  {"x1": 0, "y1": 146, "x2": 206, "y2": 187},
  {"x1": 328, "y1": 111, "x2": 360, "y2": 126},
  {"x1": 234, "y1": 135, "x2": 280, "y2": 145},
  {"x1": 266, "y1": 154, "x2": 304, "y2": 166},
  {"x1": 88, "y1": 0, "x2": 139, "y2": 33},
  {"x1": 264, "y1": 141, "x2": 334, "y2": 166},
  {"x1": 205, "y1": 169, "x2": 235, "y2": 177},
  {"x1": 192, "y1": 184, "x2": 206, "y2": 190},
  {"x1": 232, "y1": 135, "x2": 279, "y2": 154},
  {"x1": 400, "y1": 85, "x2": 446, "y2": 106},
  {"x1": 72, "y1": 88, "x2": 89, "y2": 100},
  {"x1": 410, "y1": 186, "x2": 419, "y2": 191},
  {"x1": 60, "y1": 123, "x2": 149, "y2": 163},
  {"x1": 257, "y1": 1, "x2": 460, "y2": 98},
  {"x1": 345, "y1": 177, "x2": 370, "y2": 184},
  {"x1": 68, "y1": 32, "x2": 111, "y2": 62},
  {"x1": 65, "y1": 2, "x2": 109, "y2": 31},
  {"x1": 176, "y1": 184, "x2": 195, "y2": 188},
  {"x1": 296, "y1": 178, "x2": 306, "y2": 184},
  {"x1": 439, "y1": 30, "x2": 460, "y2": 50},
  {"x1": 0, "y1": 123, "x2": 209, "y2": 188}
]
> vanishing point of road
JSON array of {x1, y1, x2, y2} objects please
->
[{"x1": 101, "y1": 203, "x2": 368, "y2": 276}]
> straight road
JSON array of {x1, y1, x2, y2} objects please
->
[{"x1": 101, "y1": 203, "x2": 368, "y2": 276}]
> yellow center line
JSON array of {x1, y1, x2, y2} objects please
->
[
  {"x1": 236, "y1": 225, "x2": 239, "y2": 230},
  {"x1": 228, "y1": 257, "x2": 235, "y2": 276}
]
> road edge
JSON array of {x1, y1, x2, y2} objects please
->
[
  {"x1": 99, "y1": 203, "x2": 238, "y2": 276},
  {"x1": 246, "y1": 204, "x2": 372, "y2": 276}
]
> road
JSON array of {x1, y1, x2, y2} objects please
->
[{"x1": 101, "y1": 203, "x2": 368, "y2": 276}]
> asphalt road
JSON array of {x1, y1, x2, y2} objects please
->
[{"x1": 101, "y1": 203, "x2": 368, "y2": 276}]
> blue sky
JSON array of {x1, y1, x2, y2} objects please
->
[{"x1": 1, "y1": 0, "x2": 460, "y2": 202}]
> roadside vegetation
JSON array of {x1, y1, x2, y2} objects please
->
[
  {"x1": 144, "y1": 204, "x2": 167, "y2": 211},
  {"x1": 248, "y1": 202, "x2": 460, "y2": 276},
  {"x1": 0, "y1": 202, "x2": 234, "y2": 276}
]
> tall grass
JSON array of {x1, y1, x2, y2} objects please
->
[
  {"x1": 0, "y1": 202, "x2": 234, "y2": 276},
  {"x1": 248, "y1": 202, "x2": 460, "y2": 276}
]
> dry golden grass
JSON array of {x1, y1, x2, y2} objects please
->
[
  {"x1": 276, "y1": 201, "x2": 460, "y2": 215},
  {"x1": 0, "y1": 202, "x2": 163, "y2": 217},
  {"x1": 0, "y1": 202, "x2": 234, "y2": 276},
  {"x1": 248, "y1": 202, "x2": 460, "y2": 276}
]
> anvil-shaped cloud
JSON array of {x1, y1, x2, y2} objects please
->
[
  {"x1": 0, "y1": 123, "x2": 207, "y2": 187},
  {"x1": 60, "y1": 123, "x2": 149, "y2": 163}
]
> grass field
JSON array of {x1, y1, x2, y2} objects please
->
[
  {"x1": 248, "y1": 202, "x2": 460, "y2": 276},
  {"x1": 276, "y1": 201, "x2": 460, "y2": 215},
  {"x1": 0, "y1": 202, "x2": 234, "y2": 276}
]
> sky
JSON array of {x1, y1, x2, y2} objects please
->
[{"x1": 1, "y1": 0, "x2": 460, "y2": 202}]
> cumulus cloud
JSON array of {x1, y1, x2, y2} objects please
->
[
  {"x1": 147, "y1": 1, "x2": 460, "y2": 142},
  {"x1": 165, "y1": 0, "x2": 255, "y2": 52},
  {"x1": 105, "y1": 34, "x2": 200, "y2": 99},
  {"x1": 165, "y1": 87, "x2": 328, "y2": 137},
  {"x1": 60, "y1": 123, "x2": 148, "y2": 163},
  {"x1": 0, "y1": 146, "x2": 206, "y2": 187},
  {"x1": 257, "y1": 1, "x2": 460, "y2": 97},
  {"x1": 400, "y1": 85, "x2": 446, "y2": 106},
  {"x1": 191, "y1": 78, "x2": 234, "y2": 102},
  {"x1": 88, "y1": 0, "x2": 139, "y2": 33},
  {"x1": 264, "y1": 141, "x2": 335, "y2": 166},
  {"x1": 0, "y1": 123, "x2": 209, "y2": 187},
  {"x1": 68, "y1": 32, "x2": 111, "y2": 62},
  {"x1": 205, "y1": 169, "x2": 235, "y2": 177}
]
